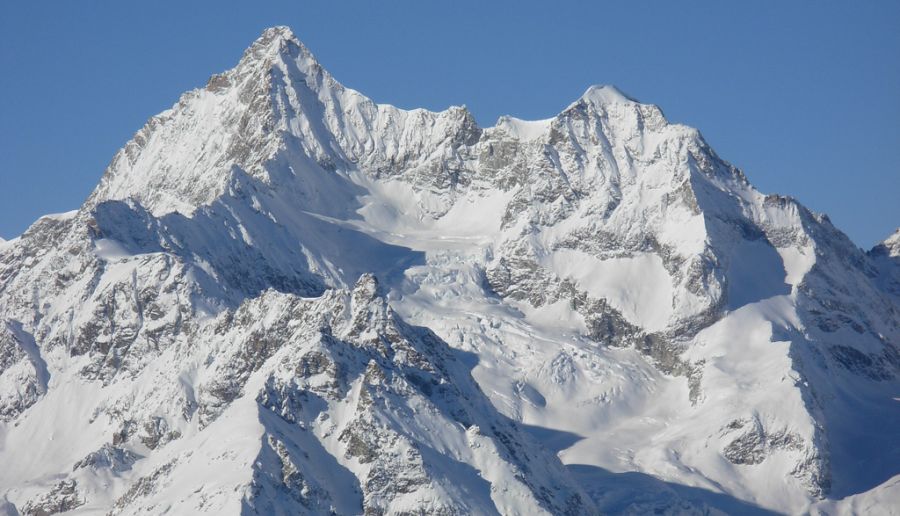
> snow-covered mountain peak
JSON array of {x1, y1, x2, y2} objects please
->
[
  {"x1": 236, "y1": 25, "x2": 333, "y2": 90},
  {"x1": 233, "y1": 26, "x2": 335, "y2": 85},
  {"x1": 489, "y1": 86, "x2": 642, "y2": 142},
  {"x1": 873, "y1": 228, "x2": 900, "y2": 257},
  {"x1": 84, "y1": 26, "x2": 487, "y2": 219},
  {"x1": 242, "y1": 25, "x2": 304, "y2": 59},
  {"x1": 578, "y1": 84, "x2": 637, "y2": 106},
  {"x1": 257, "y1": 25, "x2": 301, "y2": 46}
]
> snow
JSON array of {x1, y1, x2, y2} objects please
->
[
  {"x1": 515, "y1": 299, "x2": 588, "y2": 335},
  {"x1": 93, "y1": 238, "x2": 133, "y2": 261},
  {"x1": 578, "y1": 84, "x2": 638, "y2": 106},
  {"x1": 724, "y1": 239, "x2": 791, "y2": 309},
  {"x1": 778, "y1": 245, "x2": 816, "y2": 286},
  {"x1": 4, "y1": 321, "x2": 49, "y2": 395},
  {"x1": 41, "y1": 210, "x2": 78, "y2": 221},
  {"x1": 876, "y1": 227, "x2": 900, "y2": 257},
  {"x1": 494, "y1": 116, "x2": 552, "y2": 141},
  {"x1": 812, "y1": 475, "x2": 900, "y2": 515},
  {"x1": 544, "y1": 249, "x2": 675, "y2": 331}
]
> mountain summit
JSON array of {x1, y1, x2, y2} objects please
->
[{"x1": 1, "y1": 27, "x2": 897, "y2": 515}]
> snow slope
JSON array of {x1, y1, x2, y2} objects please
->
[{"x1": 1, "y1": 27, "x2": 898, "y2": 515}]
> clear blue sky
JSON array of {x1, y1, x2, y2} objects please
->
[{"x1": 1, "y1": 1, "x2": 897, "y2": 247}]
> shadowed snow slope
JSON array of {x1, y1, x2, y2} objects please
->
[{"x1": 1, "y1": 26, "x2": 898, "y2": 515}]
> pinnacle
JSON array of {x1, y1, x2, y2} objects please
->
[
  {"x1": 258, "y1": 26, "x2": 299, "y2": 45},
  {"x1": 579, "y1": 84, "x2": 638, "y2": 106},
  {"x1": 353, "y1": 273, "x2": 380, "y2": 300},
  {"x1": 240, "y1": 25, "x2": 307, "y2": 65}
]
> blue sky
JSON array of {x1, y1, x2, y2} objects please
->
[{"x1": 1, "y1": 1, "x2": 897, "y2": 246}]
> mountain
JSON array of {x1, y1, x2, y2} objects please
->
[{"x1": 1, "y1": 26, "x2": 897, "y2": 515}]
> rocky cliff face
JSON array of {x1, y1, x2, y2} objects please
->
[{"x1": 0, "y1": 27, "x2": 897, "y2": 515}]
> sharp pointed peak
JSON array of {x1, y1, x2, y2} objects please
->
[
  {"x1": 259, "y1": 25, "x2": 298, "y2": 42},
  {"x1": 238, "y1": 25, "x2": 312, "y2": 66},
  {"x1": 556, "y1": 84, "x2": 673, "y2": 126},
  {"x1": 252, "y1": 25, "x2": 306, "y2": 52},
  {"x1": 578, "y1": 84, "x2": 639, "y2": 106}
]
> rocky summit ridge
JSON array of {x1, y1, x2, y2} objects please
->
[{"x1": 0, "y1": 26, "x2": 898, "y2": 515}]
